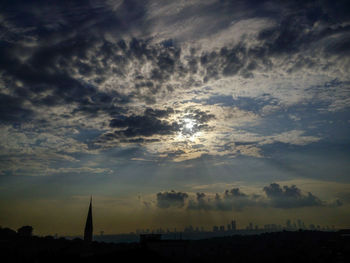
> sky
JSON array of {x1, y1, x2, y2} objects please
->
[{"x1": 0, "y1": 0, "x2": 350, "y2": 236}]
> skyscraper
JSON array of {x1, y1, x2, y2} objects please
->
[
  {"x1": 231, "y1": 220, "x2": 236, "y2": 231},
  {"x1": 84, "y1": 196, "x2": 93, "y2": 242}
]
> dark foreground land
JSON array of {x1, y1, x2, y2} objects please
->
[{"x1": 1, "y1": 227, "x2": 349, "y2": 263}]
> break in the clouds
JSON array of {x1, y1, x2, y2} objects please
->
[{"x1": 0, "y1": 0, "x2": 350, "y2": 233}]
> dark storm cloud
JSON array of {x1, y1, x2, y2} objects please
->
[
  {"x1": 257, "y1": 13, "x2": 350, "y2": 57},
  {"x1": 1, "y1": 0, "x2": 349, "y2": 124},
  {"x1": 184, "y1": 183, "x2": 340, "y2": 211},
  {"x1": 0, "y1": 93, "x2": 33, "y2": 123},
  {"x1": 99, "y1": 106, "x2": 215, "y2": 143},
  {"x1": 109, "y1": 107, "x2": 178, "y2": 138},
  {"x1": 198, "y1": 17, "x2": 350, "y2": 82},
  {"x1": 0, "y1": 0, "x2": 149, "y2": 42},
  {"x1": 325, "y1": 34, "x2": 350, "y2": 55},
  {"x1": 0, "y1": 0, "x2": 349, "y2": 157},
  {"x1": 0, "y1": 35, "x2": 186, "y2": 124},
  {"x1": 113, "y1": 117, "x2": 173, "y2": 138},
  {"x1": 195, "y1": 0, "x2": 350, "y2": 81},
  {"x1": 263, "y1": 183, "x2": 323, "y2": 208},
  {"x1": 0, "y1": 1, "x2": 160, "y2": 125},
  {"x1": 213, "y1": 188, "x2": 259, "y2": 211},
  {"x1": 224, "y1": 188, "x2": 247, "y2": 198},
  {"x1": 187, "y1": 189, "x2": 257, "y2": 211},
  {"x1": 156, "y1": 190, "x2": 188, "y2": 209},
  {"x1": 0, "y1": 38, "x2": 104, "y2": 118},
  {"x1": 144, "y1": 107, "x2": 174, "y2": 118},
  {"x1": 0, "y1": 38, "x2": 167, "y2": 125},
  {"x1": 188, "y1": 192, "x2": 211, "y2": 210}
]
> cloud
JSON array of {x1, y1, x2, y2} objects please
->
[
  {"x1": 187, "y1": 192, "x2": 212, "y2": 210},
  {"x1": 263, "y1": 183, "x2": 323, "y2": 208},
  {"x1": 190, "y1": 188, "x2": 260, "y2": 211},
  {"x1": 0, "y1": 93, "x2": 33, "y2": 123},
  {"x1": 110, "y1": 113, "x2": 179, "y2": 138},
  {"x1": 156, "y1": 190, "x2": 188, "y2": 208},
  {"x1": 0, "y1": 0, "x2": 350, "y2": 172},
  {"x1": 46, "y1": 167, "x2": 113, "y2": 175},
  {"x1": 329, "y1": 199, "x2": 343, "y2": 208},
  {"x1": 94, "y1": 106, "x2": 216, "y2": 148},
  {"x1": 162, "y1": 183, "x2": 343, "y2": 211}
]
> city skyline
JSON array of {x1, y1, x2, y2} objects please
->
[
  {"x1": 1, "y1": 0, "x2": 350, "y2": 236},
  {"x1": 91, "y1": 217, "x2": 339, "y2": 244},
  {"x1": 134, "y1": 218, "x2": 336, "y2": 235}
]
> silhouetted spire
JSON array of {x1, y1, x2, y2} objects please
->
[{"x1": 84, "y1": 196, "x2": 93, "y2": 242}]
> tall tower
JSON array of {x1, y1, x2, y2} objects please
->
[
  {"x1": 84, "y1": 196, "x2": 93, "y2": 242},
  {"x1": 231, "y1": 220, "x2": 236, "y2": 231}
]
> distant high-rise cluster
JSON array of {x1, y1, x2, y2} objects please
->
[{"x1": 134, "y1": 218, "x2": 334, "y2": 236}]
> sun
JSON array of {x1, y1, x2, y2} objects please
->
[
  {"x1": 174, "y1": 117, "x2": 201, "y2": 142},
  {"x1": 183, "y1": 118, "x2": 195, "y2": 131}
]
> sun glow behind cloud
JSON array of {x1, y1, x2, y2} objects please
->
[{"x1": 183, "y1": 118, "x2": 195, "y2": 132}]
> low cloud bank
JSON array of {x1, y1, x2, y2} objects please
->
[{"x1": 156, "y1": 183, "x2": 343, "y2": 211}]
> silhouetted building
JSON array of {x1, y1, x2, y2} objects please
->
[
  {"x1": 297, "y1": 219, "x2": 303, "y2": 229},
  {"x1": 286, "y1": 219, "x2": 291, "y2": 229},
  {"x1": 231, "y1": 220, "x2": 236, "y2": 231},
  {"x1": 248, "y1": 222, "x2": 253, "y2": 230},
  {"x1": 84, "y1": 196, "x2": 93, "y2": 242}
]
